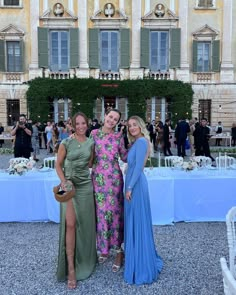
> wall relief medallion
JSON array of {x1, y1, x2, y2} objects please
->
[
  {"x1": 104, "y1": 3, "x2": 115, "y2": 18},
  {"x1": 53, "y1": 3, "x2": 64, "y2": 17},
  {"x1": 155, "y1": 3, "x2": 165, "y2": 18}
]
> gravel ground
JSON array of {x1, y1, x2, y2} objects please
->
[
  {"x1": 0, "y1": 222, "x2": 226, "y2": 295},
  {"x1": 0, "y1": 146, "x2": 227, "y2": 294}
]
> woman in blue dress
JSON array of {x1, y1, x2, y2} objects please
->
[{"x1": 124, "y1": 116, "x2": 163, "y2": 285}]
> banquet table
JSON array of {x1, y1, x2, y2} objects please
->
[{"x1": 0, "y1": 168, "x2": 236, "y2": 225}]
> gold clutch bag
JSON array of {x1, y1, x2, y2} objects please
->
[{"x1": 53, "y1": 181, "x2": 75, "y2": 203}]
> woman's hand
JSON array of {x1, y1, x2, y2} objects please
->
[{"x1": 126, "y1": 191, "x2": 132, "y2": 201}]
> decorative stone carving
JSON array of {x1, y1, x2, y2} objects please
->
[
  {"x1": 104, "y1": 3, "x2": 115, "y2": 18},
  {"x1": 155, "y1": 3, "x2": 165, "y2": 18},
  {"x1": 0, "y1": 24, "x2": 25, "y2": 40},
  {"x1": 53, "y1": 3, "x2": 64, "y2": 17},
  {"x1": 142, "y1": 6, "x2": 178, "y2": 28},
  {"x1": 192, "y1": 24, "x2": 218, "y2": 41}
]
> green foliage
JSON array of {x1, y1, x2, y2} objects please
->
[{"x1": 26, "y1": 77, "x2": 193, "y2": 122}]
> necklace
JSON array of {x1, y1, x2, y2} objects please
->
[{"x1": 75, "y1": 134, "x2": 86, "y2": 148}]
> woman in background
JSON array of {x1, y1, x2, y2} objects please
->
[{"x1": 124, "y1": 116, "x2": 163, "y2": 285}]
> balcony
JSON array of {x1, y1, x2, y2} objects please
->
[
  {"x1": 4, "y1": 72, "x2": 23, "y2": 83},
  {"x1": 99, "y1": 71, "x2": 121, "y2": 80},
  {"x1": 148, "y1": 71, "x2": 170, "y2": 80},
  {"x1": 192, "y1": 72, "x2": 220, "y2": 83}
]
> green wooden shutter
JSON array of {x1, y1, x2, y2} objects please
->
[
  {"x1": 192, "y1": 40, "x2": 198, "y2": 72},
  {"x1": 212, "y1": 40, "x2": 220, "y2": 72},
  {"x1": 140, "y1": 28, "x2": 149, "y2": 68},
  {"x1": 70, "y1": 28, "x2": 79, "y2": 68},
  {"x1": 19, "y1": 40, "x2": 24, "y2": 72},
  {"x1": 89, "y1": 28, "x2": 99, "y2": 68},
  {"x1": 170, "y1": 28, "x2": 181, "y2": 68},
  {"x1": 0, "y1": 40, "x2": 5, "y2": 72},
  {"x1": 38, "y1": 27, "x2": 48, "y2": 68},
  {"x1": 120, "y1": 28, "x2": 130, "y2": 68}
]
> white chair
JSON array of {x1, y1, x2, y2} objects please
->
[
  {"x1": 220, "y1": 257, "x2": 236, "y2": 295},
  {"x1": 216, "y1": 156, "x2": 236, "y2": 169},
  {"x1": 226, "y1": 207, "x2": 236, "y2": 279},
  {"x1": 164, "y1": 156, "x2": 183, "y2": 168},
  {"x1": 43, "y1": 156, "x2": 56, "y2": 169},
  {"x1": 193, "y1": 156, "x2": 212, "y2": 167}
]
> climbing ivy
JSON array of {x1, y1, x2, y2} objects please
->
[{"x1": 26, "y1": 77, "x2": 194, "y2": 124}]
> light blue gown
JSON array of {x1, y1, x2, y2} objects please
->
[{"x1": 124, "y1": 137, "x2": 163, "y2": 285}]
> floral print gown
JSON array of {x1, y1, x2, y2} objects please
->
[{"x1": 91, "y1": 129, "x2": 127, "y2": 255}]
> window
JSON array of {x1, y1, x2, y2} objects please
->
[
  {"x1": 4, "y1": 0, "x2": 19, "y2": 5},
  {"x1": 7, "y1": 41, "x2": 21, "y2": 72},
  {"x1": 7, "y1": 99, "x2": 19, "y2": 126},
  {"x1": 198, "y1": 0, "x2": 213, "y2": 7},
  {"x1": 100, "y1": 31, "x2": 119, "y2": 72},
  {"x1": 198, "y1": 99, "x2": 211, "y2": 123},
  {"x1": 150, "y1": 31, "x2": 169, "y2": 72},
  {"x1": 50, "y1": 31, "x2": 69, "y2": 72},
  {"x1": 197, "y1": 42, "x2": 210, "y2": 72}
]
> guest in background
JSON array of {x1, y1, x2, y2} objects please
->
[
  {"x1": 215, "y1": 121, "x2": 223, "y2": 146},
  {"x1": 90, "y1": 109, "x2": 127, "y2": 272},
  {"x1": 124, "y1": 116, "x2": 163, "y2": 285},
  {"x1": 56, "y1": 112, "x2": 96, "y2": 289},
  {"x1": 156, "y1": 121, "x2": 164, "y2": 152},
  {"x1": 148, "y1": 120, "x2": 157, "y2": 151},
  {"x1": 11, "y1": 114, "x2": 32, "y2": 158},
  {"x1": 175, "y1": 118, "x2": 190, "y2": 157},
  {"x1": 231, "y1": 122, "x2": 236, "y2": 146},
  {"x1": 189, "y1": 119, "x2": 196, "y2": 156},
  {"x1": 31, "y1": 121, "x2": 40, "y2": 161},
  {"x1": 163, "y1": 119, "x2": 172, "y2": 156},
  {"x1": 193, "y1": 118, "x2": 215, "y2": 162},
  {"x1": 0, "y1": 122, "x2": 4, "y2": 148},
  {"x1": 118, "y1": 119, "x2": 129, "y2": 149}
]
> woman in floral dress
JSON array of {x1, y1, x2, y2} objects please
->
[{"x1": 90, "y1": 109, "x2": 127, "y2": 272}]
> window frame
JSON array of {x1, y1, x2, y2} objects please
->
[
  {"x1": 195, "y1": 0, "x2": 216, "y2": 9},
  {"x1": 198, "y1": 99, "x2": 211, "y2": 124},
  {"x1": 149, "y1": 30, "x2": 169, "y2": 72},
  {"x1": 196, "y1": 41, "x2": 211, "y2": 72},
  {"x1": 6, "y1": 40, "x2": 21, "y2": 72},
  {"x1": 49, "y1": 30, "x2": 70, "y2": 72},
  {"x1": 100, "y1": 30, "x2": 120, "y2": 72},
  {"x1": 0, "y1": 0, "x2": 22, "y2": 7}
]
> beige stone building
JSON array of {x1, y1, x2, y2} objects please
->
[{"x1": 0, "y1": 0, "x2": 235, "y2": 129}]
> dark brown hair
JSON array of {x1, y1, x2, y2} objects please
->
[
  {"x1": 105, "y1": 108, "x2": 122, "y2": 123},
  {"x1": 71, "y1": 112, "x2": 89, "y2": 129}
]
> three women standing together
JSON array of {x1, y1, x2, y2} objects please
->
[{"x1": 55, "y1": 110, "x2": 163, "y2": 289}]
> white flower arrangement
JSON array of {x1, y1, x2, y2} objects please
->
[
  {"x1": 182, "y1": 160, "x2": 198, "y2": 171},
  {"x1": 8, "y1": 157, "x2": 36, "y2": 175},
  {"x1": 172, "y1": 157, "x2": 184, "y2": 168}
]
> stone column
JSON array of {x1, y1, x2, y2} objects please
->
[
  {"x1": 119, "y1": 0, "x2": 125, "y2": 12},
  {"x1": 43, "y1": 0, "x2": 48, "y2": 11},
  {"x1": 94, "y1": 0, "x2": 99, "y2": 13},
  {"x1": 220, "y1": 0, "x2": 234, "y2": 82},
  {"x1": 54, "y1": 98, "x2": 59, "y2": 123},
  {"x1": 68, "y1": 0, "x2": 73, "y2": 13},
  {"x1": 77, "y1": 0, "x2": 89, "y2": 78},
  {"x1": 64, "y1": 98, "x2": 68, "y2": 121},
  {"x1": 130, "y1": 0, "x2": 143, "y2": 79},
  {"x1": 151, "y1": 97, "x2": 155, "y2": 121},
  {"x1": 176, "y1": 0, "x2": 189, "y2": 82},
  {"x1": 170, "y1": 0, "x2": 175, "y2": 13},
  {"x1": 161, "y1": 98, "x2": 166, "y2": 122},
  {"x1": 29, "y1": 0, "x2": 42, "y2": 79},
  {"x1": 144, "y1": 0, "x2": 150, "y2": 15}
]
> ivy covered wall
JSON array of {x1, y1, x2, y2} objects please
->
[{"x1": 26, "y1": 77, "x2": 194, "y2": 124}]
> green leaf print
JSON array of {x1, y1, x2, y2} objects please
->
[
  {"x1": 102, "y1": 154, "x2": 108, "y2": 160},
  {"x1": 104, "y1": 210, "x2": 113, "y2": 225},
  {"x1": 103, "y1": 163, "x2": 109, "y2": 170},
  {"x1": 96, "y1": 174, "x2": 105, "y2": 186},
  {"x1": 96, "y1": 193, "x2": 105, "y2": 206}
]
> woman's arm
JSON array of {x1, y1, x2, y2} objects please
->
[
  {"x1": 88, "y1": 145, "x2": 95, "y2": 168},
  {"x1": 126, "y1": 139, "x2": 147, "y2": 192},
  {"x1": 55, "y1": 143, "x2": 67, "y2": 189},
  {"x1": 118, "y1": 135, "x2": 128, "y2": 162}
]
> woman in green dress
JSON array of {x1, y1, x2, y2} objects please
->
[{"x1": 55, "y1": 112, "x2": 97, "y2": 289}]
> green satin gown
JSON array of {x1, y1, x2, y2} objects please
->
[{"x1": 56, "y1": 137, "x2": 97, "y2": 281}]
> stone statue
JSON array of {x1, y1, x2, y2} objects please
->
[
  {"x1": 104, "y1": 3, "x2": 114, "y2": 18},
  {"x1": 155, "y1": 3, "x2": 165, "y2": 18},
  {"x1": 54, "y1": 3, "x2": 64, "y2": 17}
]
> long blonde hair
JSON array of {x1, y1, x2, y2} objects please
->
[{"x1": 127, "y1": 116, "x2": 153, "y2": 157}]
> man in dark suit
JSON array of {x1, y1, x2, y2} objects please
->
[
  {"x1": 175, "y1": 118, "x2": 190, "y2": 157},
  {"x1": 148, "y1": 120, "x2": 157, "y2": 151},
  {"x1": 193, "y1": 118, "x2": 215, "y2": 162},
  {"x1": 163, "y1": 119, "x2": 173, "y2": 156}
]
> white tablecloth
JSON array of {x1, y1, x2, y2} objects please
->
[{"x1": 0, "y1": 168, "x2": 236, "y2": 225}]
